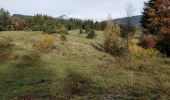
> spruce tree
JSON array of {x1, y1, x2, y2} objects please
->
[
  {"x1": 156, "y1": 0, "x2": 170, "y2": 56},
  {"x1": 141, "y1": 0, "x2": 170, "y2": 55},
  {"x1": 0, "y1": 8, "x2": 11, "y2": 31},
  {"x1": 86, "y1": 30, "x2": 97, "y2": 39},
  {"x1": 140, "y1": 0, "x2": 160, "y2": 35}
]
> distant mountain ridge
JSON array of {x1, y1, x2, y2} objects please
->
[
  {"x1": 12, "y1": 14, "x2": 142, "y2": 26},
  {"x1": 12, "y1": 14, "x2": 32, "y2": 19},
  {"x1": 112, "y1": 15, "x2": 142, "y2": 26},
  {"x1": 56, "y1": 14, "x2": 70, "y2": 20}
]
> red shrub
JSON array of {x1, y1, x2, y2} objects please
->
[{"x1": 139, "y1": 35, "x2": 157, "y2": 48}]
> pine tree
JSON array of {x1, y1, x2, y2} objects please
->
[
  {"x1": 86, "y1": 30, "x2": 97, "y2": 39},
  {"x1": 79, "y1": 28, "x2": 83, "y2": 34},
  {"x1": 60, "y1": 32, "x2": 67, "y2": 41},
  {"x1": 140, "y1": 0, "x2": 160, "y2": 35},
  {"x1": 0, "y1": 8, "x2": 11, "y2": 31},
  {"x1": 156, "y1": 0, "x2": 170, "y2": 55},
  {"x1": 141, "y1": 0, "x2": 170, "y2": 56}
]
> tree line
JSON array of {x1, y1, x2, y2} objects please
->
[{"x1": 0, "y1": 8, "x2": 106, "y2": 33}]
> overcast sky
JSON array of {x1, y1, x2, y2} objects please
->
[{"x1": 0, "y1": 0, "x2": 148, "y2": 21}]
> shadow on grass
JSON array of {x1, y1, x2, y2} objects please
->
[
  {"x1": 58, "y1": 70, "x2": 107, "y2": 99},
  {"x1": 0, "y1": 40, "x2": 13, "y2": 63},
  {"x1": 0, "y1": 51, "x2": 58, "y2": 100},
  {"x1": 90, "y1": 43, "x2": 105, "y2": 52}
]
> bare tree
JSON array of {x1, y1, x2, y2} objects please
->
[{"x1": 125, "y1": 2, "x2": 135, "y2": 49}]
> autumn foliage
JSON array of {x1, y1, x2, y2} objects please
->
[
  {"x1": 141, "y1": 0, "x2": 170, "y2": 56},
  {"x1": 139, "y1": 35, "x2": 157, "y2": 48},
  {"x1": 12, "y1": 17, "x2": 25, "y2": 30}
]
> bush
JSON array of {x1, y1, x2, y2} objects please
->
[
  {"x1": 57, "y1": 25, "x2": 68, "y2": 35},
  {"x1": 60, "y1": 33, "x2": 67, "y2": 41},
  {"x1": 120, "y1": 24, "x2": 136, "y2": 38},
  {"x1": 86, "y1": 30, "x2": 97, "y2": 39},
  {"x1": 129, "y1": 45, "x2": 162, "y2": 59},
  {"x1": 79, "y1": 28, "x2": 83, "y2": 34},
  {"x1": 43, "y1": 26, "x2": 56, "y2": 34},
  {"x1": 85, "y1": 26, "x2": 90, "y2": 34},
  {"x1": 33, "y1": 34, "x2": 55, "y2": 53},
  {"x1": 139, "y1": 35, "x2": 157, "y2": 49}
]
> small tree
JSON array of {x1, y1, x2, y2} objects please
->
[
  {"x1": 85, "y1": 26, "x2": 90, "y2": 34},
  {"x1": 12, "y1": 17, "x2": 26, "y2": 30},
  {"x1": 86, "y1": 30, "x2": 97, "y2": 39},
  {"x1": 125, "y1": 2, "x2": 135, "y2": 49},
  {"x1": 34, "y1": 34, "x2": 55, "y2": 53},
  {"x1": 79, "y1": 28, "x2": 83, "y2": 34},
  {"x1": 60, "y1": 32, "x2": 67, "y2": 41},
  {"x1": 57, "y1": 25, "x2": 67, "y2": 42},
  {"x1": 0, "y1": 8, "x2": 11, "y2": 31},
  {"x1": 104, "y1": 15, "x2": 114, "y2": 52},
  {"x1": 58, "y1": 25, "x2": 68, "y2": 35},
  {"x1": 104, "y1": 15, "x2": 124, "y2": 56}
]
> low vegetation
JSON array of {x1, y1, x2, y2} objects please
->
[
  {"x1": 0, "y1": 31, "x2": 169, "y2": 99},
  {"x1": 33, "y1": 34, "x2": 55, "y2": 53}
]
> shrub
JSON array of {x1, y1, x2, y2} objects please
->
[
  {"x1": 129, "y1": 45, "x2": 162, "y2": 59},
  {"x1": 33, "y1": 34, "x2": 55, "y2": 53},
  {"x1": 79, "y1": 28, "x2": 83, "y2": 34},
  {"x1": 139, "y1": 35, "x2": 157, "y2": 49},
  {"x1": 43, "y1": 26, "x2": 56, "y2": 34},
  {"x1": 86, "y1": 30, "x2": 97, "y2": 39},
  {"x1": 58, "y1": 25, "x2": 68, "y2": 35},
  {"x1": 85, "y1": 26, "x2": 90, "y2": 34},
  {"x1": 11, "y1": 17, "x2": 26, "y2": 31},
  {"x1": 60, "y1": 33, "x2": 67, "y2": 41}
]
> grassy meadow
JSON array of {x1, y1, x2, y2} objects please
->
[{"x1": 0, "y1": 30, "x2": 170, "y2": 99}]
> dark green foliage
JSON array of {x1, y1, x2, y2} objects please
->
[
  {"x1": 156, "y1": 38, "x2": 170, "y2": 56},
  {"x1": 26, "y1": 14, "x2": 56, "y2": 34},
  {"x1": 60, "y1": 33, "x2": 67, "y2": 41},
  {"x1": 140, "y1": 0, "x2": 160, "y2": 35},
  {"x1": 99, "y1": 22, "x2": 106, "y2": 31},
  {"x1": 94, "y1": 21, "x2": 100, "y2": 30},
  {"x1": 56, "y1": 18, "x2": 101, "y2": 31},
  {"x1": 0, "y1": 8, "x2": 11, "y2": 31},
  {"x1": 0, "y1": 8, "x2": 104, "y2": 32},
  {"x1": 120, "y1": 24, "x2": 136, "y2": 38},
  {"x1": 86, "y1": 30, "x2": 97, "y2": 39},
  {"x1": 85, "y1": 26, "x2": 90, "y2": 33},
  {"x1": 79, "y1": 28, "x2": 83, "y2": 34}
]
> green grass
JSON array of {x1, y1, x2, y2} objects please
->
[{"x1": 0, "y1": 31, "x2": 170, "y2": 99}]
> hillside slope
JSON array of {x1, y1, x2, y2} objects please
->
[{"x1": 0, "y1": 31, "x2": 169, "y2": 99}]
